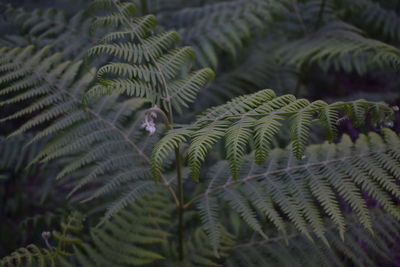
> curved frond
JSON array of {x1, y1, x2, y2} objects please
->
[{"x1": 193, "y1": 130, "x2": 400, "y2": 252}]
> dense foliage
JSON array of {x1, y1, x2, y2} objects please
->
[{"x1": 0, "y1": 0, "x2": 399, "y2": 266}]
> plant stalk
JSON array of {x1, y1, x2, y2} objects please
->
[
  {"x1": 175, "y1": 147, "x2": 184, "y2": 261},
  {"x1": 149, "y1": 107, "x2": 184, "y2": 260},
  {"x1": 315, "y1": 0, "x2": 327, "y2": 30},
  {"x1": 140, "y1": 0, "x2": 148, "y2": 15}
]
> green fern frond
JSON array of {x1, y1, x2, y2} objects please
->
[
  {"x1": 279, "y1": 21, "x2": 400, "y2": 74},
  {"x1": 226, "y1": 211, "x2": 400, "y2": 267},
  {"x1": 343, "y1": 0, "x2": 400, "y2": 42},
  {"x1": 152, "y1": 89, "x2": 393, "y2": 180},
  {"x1": 0, "y1": 4, "x2": 94, "y2": 58},
  {"x1": 152, "y1": 0, "x2": 286, "y2": 69},
  {"x1": 86, "y1": 0, "x2": 215, "y2": 114},
  {"x1": 0, "y1": 212, "x2": 84, "y2": 267},
  {"x1": 72, "y1": 195, "x2": 171, "y2": 266},
  {"x1": 192, "y1": 129, "x2": 400, "y2": 253},
  {"x1": 0, "y1": 46, "x2": 173, "y2": 217}
]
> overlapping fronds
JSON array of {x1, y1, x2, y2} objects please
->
[
  {"x1": 152, "y1": 89, "x2": 393, "y2": 181},
  {"x1": 0, "y1": 46, "x2": 172, "y2": 218},
  {"x1": 71, "y1": 195, "x2": 171, "y2": 266},
  {"x1": 279, "y1": 21, "x2": 400, "y2": 74},
  {"x1": 0, "y1": 212, "x2": 84, "y2": 267},
  {"x1": 195, "y1": 42, "x2": 299, "y2": 109},
  {"x1": 154, "y1": 0, "x2": 284, "y2": 69},
  {"x1": 193, "y1": 129, "x2": 400, "y2": 253},
  {"x1": 86, "y1": 0, "x2": 215, "y2": 113},
  {"x1": 226, "y1": 211, "x2": 400, "y2": 267},
  {"x1": 342, "y1": 0, "x2": 400, "y2": 42},
  {"x1": 0, "y1": 134, "x2": 42, "y2": 175},
  {"x1": 0, "y1": 4, "x2": 93, "y2": 58}
]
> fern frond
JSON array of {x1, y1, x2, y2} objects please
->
[
  {"x1": 152, "y1": 89, "x2": 393, "y2": 180},
  {"x1": 86, "y1": 0, "x2": 214, "y2": 113},
  {"x1": 343, "y1": 0, "x2": 400, "y2": 42},
  {"x1": 0, "y1": 4, "x2": 94, "y2": 58},
  {"x1": 226, "y1": 211, "x2": 400, "y2": 267},
  {"x1": 0, "y1": 212, "x2": 84, "y2": 267},
  {"x1": 191, "y1": 129, "x2": 400, "y2": 252},
  {"x1": 152, "y1": 0, "x2": 286, "y2": 69},
  {"x1": 72, "y1": 195, "x2": 171, "y2": 266},
  {"x1": 279, "y1": 21, "x2": 400, "y2": 74},
  {"x1": 0, "y1": 46, "x2": 175, "y2": 217}
]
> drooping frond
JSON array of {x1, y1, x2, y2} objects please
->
[
  {"x1": 226, "y1": 211, "x2": 400, "y2": 267},
  {"x1": 0, "y1": 4, "x2": 94, "y2": 58},
  {"x1": 71, "y1": 195, "x2": 171, "y2": 266},
  {"x1": 154, "y1": 0, "x2": 285, "y2": 69},
  {"x1": 193, "y1": 129, "x2": 400, "y2": 253},
  {"x1": 0, "y1": 134, "x2": 43, "y2": 175},
  {"x1": 86, "y1": 0, "x2": 215, "y2": 113},
  {"x1": 152, "y1": 89, "x2": 393, "y2": 180},
  {"x1": 0, "y1": 46, "x2": 174, "y2": 218},
  {"x1": 342, "y1": 0, "x2": 400, "y2": 43},
  {"x1": 278, "y1": 21, "x2": 400, "y2": 74}
]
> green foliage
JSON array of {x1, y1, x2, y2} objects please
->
[
  {"x1": 86, "y1": 0, "x2": 215, "y2": 113},
  {"x1": 1, "y1": 212, "x2": 84, "y2": 267},
  {"x1": 152, "y1": 89, "x2": 393, "y2": 180},
  {"x1": 278, "y1": 21, "x2": 400, "y2": 74},
  {"x1": 0, "y1": 4, "x2": 93, "y2": 58},
  {"x1": 71, "y1": 195, "x2": 170, "y2": 266},
  {"x1": 1, "y1": 0, "x2": 400, "y2": 266},
  {"x1": 195, "y1": 129, "x2": 400, "y2": 253},
  {"x1": 227, "y1": 211, "x2": 400, "y2": 267}
]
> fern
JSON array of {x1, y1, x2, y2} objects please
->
[
  {"x1": 191, "y1": 129, "x2": 400, "y2": 253},
  {"x1": 342, "y1": 0, "x2": 400, "y2": 42},
  {"x1": 0, "y1": 45, "x2": 169, "y2": 218},
  {"x1": 0, "y1": 212, "x2": 84, "y2": 267},
  {"x1": 226, "y1": 210, "x2": 400, "y2": 267},
  {"x1": 70, "y1": 195, "x2": 170, "y2": 266},
  {"x1": 278, "y1": 21, "x2": 400, "y2": 74},
  {"x1": 152, "y1": 89, "x2": 393, "y2": 180},
  {"x1": 1, "y1": 1, "x2": 400, "y2": 265},
  {"x1": 0, "y1": 4, "x2": 94, "y2": 58},
  {"x1": 86, "y1": 0, "x2": 215, "y2": 114},
  {"x1": 153, "y1": 0, "x2": 284, "y2": 69}
]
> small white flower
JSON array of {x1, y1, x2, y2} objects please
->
[
  {"x1": 301, "y1": 155, "x2": 307, "y2": 160},
  {"x1": 393, "y1": 105, "x2": 399, "y2": 112},
  {"x1": 41, "y1": 231, "x2": 51, "y2": 239},
  {"x1": 142, "y1": 120, "x2": 156, "y2": 135},
  {"x1": 385, "y1": 121, "x2": 394, "y2": 127}
]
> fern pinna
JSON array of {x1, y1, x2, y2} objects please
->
[{"x1": 1, "y1": 0, "x2": 400, "y2": 266}]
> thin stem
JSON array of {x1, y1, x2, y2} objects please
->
[
  {"x1": 175, "y1": 147, "x2": 184, "y2": 261},
  {"x1": 140, "y1": 0, "x2": 148, "y2": 15},
  {"x1": 291, "y1": 0, "x2": 308, "y2": 35},
  {"x1": 315, "y1": 0, "x2": 327, "y2": 31}
]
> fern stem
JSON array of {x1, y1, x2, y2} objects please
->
[
  {"x1": 140, "y1": 0, "x2": 148, "y2": 15},
  {"x1": 175, "y1": 147, "x2": 185, "y2": 261},
  {"x1": 291, "y1": 0, "x2": 308, "y2": 35},
  {"x1": 315, "y1": 0, "x2": 327, "y2": 30}
]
